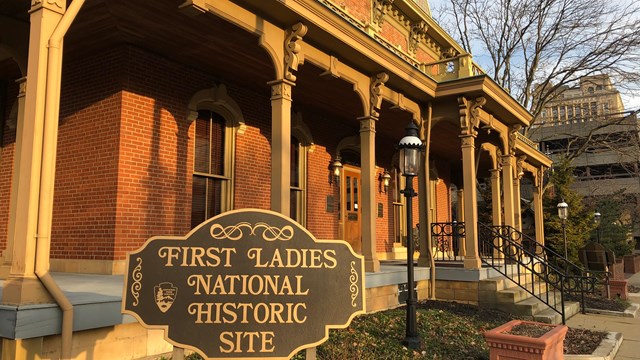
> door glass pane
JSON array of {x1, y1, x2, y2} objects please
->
[
  {"x1": 353, "y1": 178, "x2": 359, "y2": 210},
  {"x1": 346, "y1": 176, "x2": 352, "y2": 211}
]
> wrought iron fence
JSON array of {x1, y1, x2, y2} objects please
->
[
  {"x1": 430, "y1": 222, "x2": 465, "y2": 261},
  {"x1": 478, "y1": 223, "x2": 611, "y2": 323}
]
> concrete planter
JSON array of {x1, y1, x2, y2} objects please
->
[{"x1": 484, "y1": 320, "x2": 568, "y2": 360}]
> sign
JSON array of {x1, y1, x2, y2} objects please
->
[{"x1": 122, "y1": 209, "x2": 365, "y2": 359}]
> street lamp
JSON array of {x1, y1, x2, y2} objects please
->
[
  {"x1": 557, "y1": 200, "x2": 569, "y2": 259},
  {"x1": 594, "y1": 211, "x2": 602, "y2": 243},
  {"x1": 398, "y1": 121, "x2": 423, "y2": 349}
]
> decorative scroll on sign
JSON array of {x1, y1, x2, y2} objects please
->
[{"x1": 122, "y1": 209, "x2": 365, "y2": 360}]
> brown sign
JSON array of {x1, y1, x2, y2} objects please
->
[{"x1": 122, "y1": 209, "x2": 365, "y2": 359}]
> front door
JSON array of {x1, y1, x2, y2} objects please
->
[{"x1": 342, "y1": 166, "x2": 361, "y2": 253}]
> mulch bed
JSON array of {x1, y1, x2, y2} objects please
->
[
  {"x1": 628, "y1": 285, "x2": 640, "y2": 293},
  {"x1": 566, "y1": 293, "x2": 629, "y2": 312},
  {"x1": 565, "y1": 327, "x2": 608, "y2": 355}
]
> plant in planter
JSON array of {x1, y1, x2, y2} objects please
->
[{"x1": 484, "y1": 320, "x2": 568, "y2": 360}]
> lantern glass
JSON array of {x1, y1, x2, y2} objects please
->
[
  {"x1": 557, "y1": 201, "x2": 568, "y2": 220},
  {"x1": 400, "y1": 147, "x2": 420, "y2": 176},
  {"x1": 594, "y1": 211, "x2": 601, "y2": 225}
]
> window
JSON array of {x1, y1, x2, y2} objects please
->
[
  {"x1": 191, "y1": 110, "x2": 230, "y2": 228},
  {"x1": 591, "y1": 102, "x2": 597, "y2": 117},
  {"x1": 290, "y1": 136, "x2": 307, "y2": 225}
]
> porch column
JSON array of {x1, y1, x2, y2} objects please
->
[
  {"x1": 489, "y1": 169, "x2": 502, "y2": 226},
  {"x1": 2, "y1": 1, "x2": 65, "y2": 304},
  {"x1": 501, "y1": 155, "x2": 516, "y2": 229},
  {"x1": 360, "y1": 116, "x2": 380, "y2": 272},
  {"x1": 268, "y1": 23, "x2": 307, "y2": 217},
  {"x1": 513, "y1": 177, "x2": 522, "y2": 232},
  {"x1": 268, "y1": 79, "x2": 293, "y2": 216},
  {"x1": 460, "y1": 135, "x2": 481, "y2": 269},
  {"x1": 533, "y1": 183, "x2": 545, "y2": 245}
]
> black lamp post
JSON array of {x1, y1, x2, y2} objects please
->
[
  {"x1": 557, "y1": 200, "x2": 569, "y2": 259},
  {"x1": 398, "y1": 121, "x2": 422, "y2": 349},
  {"x1": 594, "y1": 211, "x2": 602, "y2": 243}
]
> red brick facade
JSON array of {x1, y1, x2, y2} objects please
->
[{"x1": 0, "y1": 1, "x2": 452, "y2": 267}]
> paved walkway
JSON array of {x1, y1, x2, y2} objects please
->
[{"x1": 566, "y1": 271, "x2": 640, "y2": 360}]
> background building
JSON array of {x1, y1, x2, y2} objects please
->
[{"x1": 530, "y1": 74, "x2": 640, "y2": 239}]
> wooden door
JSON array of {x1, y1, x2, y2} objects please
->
[{"x1": 342, "y1": 166, "x2": 361, "y2": 253}]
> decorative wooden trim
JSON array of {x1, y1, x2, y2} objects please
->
[
  {"x1": 284, "y1": 22, "x2": 308, "y2": 82},
  {"x1": 370, "y1": 72, "x2": 389, "y2": 118}
]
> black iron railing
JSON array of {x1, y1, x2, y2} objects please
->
[
  {"x1": 431, "y1": 222, "x2": 465, "y2": 261},
  {"x1": 478, "y1": 223, "x2": 567, "y2": 323},
  {"x1": 478, "y1": 223, "x2": 611, "y2": 323}
]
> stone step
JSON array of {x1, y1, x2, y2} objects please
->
[
  {"x1": 496, "y1": 280, "x2": 550, "y2": 304},
  {"x1": 479, "y1": 272, "x2": 541, "y2": 292},
  {"x1": 533, "y1": 300, "x2": 581, "y2": 324}
]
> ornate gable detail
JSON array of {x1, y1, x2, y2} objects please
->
[
  {"x1": 372, "y1": 0, "x2": 395, "y2": 27},
  {"x1": 284, "y1": 23, "x2": 308, "y2": 82},
  {"x1": 370, "y1": 72, "x2": 389, "y2": 118}
]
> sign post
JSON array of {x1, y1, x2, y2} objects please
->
[{"x1": 122, "y1": 209, "x2": 365, "y2": 359}]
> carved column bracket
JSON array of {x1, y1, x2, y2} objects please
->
[
  {"x1": 458, "y1": 96, "x2": 486, "y2": 136},
  {"x1": 284, "y1": 23, "x2": 308, "y2": 82},
  {"x1": 370, "y1": 72, "x2": 388, "y2": 118},
  {"x1": 516, "y1": 155, "x2": 526, "y2": 180},
  {"x1": 508, "y1": 124, "x2": 521, "y2": 155}
]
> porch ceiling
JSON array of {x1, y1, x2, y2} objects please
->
[{"x1": 0, "y1": 0, "x2": 375, "y2": 130}]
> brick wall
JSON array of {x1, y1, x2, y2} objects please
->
[
  {"x1": 0, "y1": 80, "x2": 18, "y2": 252},
  {"x1": 343, "y1": 0, "x2": 371, "y2": 24},
  {"x1": 381, "y1": 22, "x2": 408, "y2": 53},
  {"x1": 52, "y1": 47, "x2": 125, "y2": 260},
  {"x1": 18, "y1": 43, "x2": 403, "y2": 263}
]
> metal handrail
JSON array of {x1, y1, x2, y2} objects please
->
[
  {"x1": 478, "y1": 223, "x2": 566, "y2": 323},
  {"x1": 478, "y1": 223, "x2": 611, "y2": 322}
]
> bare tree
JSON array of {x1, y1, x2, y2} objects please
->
[{"x1": 435, "y1": 0, "x2": 640, "y2": 131}]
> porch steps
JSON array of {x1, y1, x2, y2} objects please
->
[{"x1": 479, "y1": 275, "x2": 580, "y2": 324}]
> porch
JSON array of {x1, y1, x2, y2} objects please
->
[{"x1": 0, "y1": 263, "x2": 509, "y2": 341}]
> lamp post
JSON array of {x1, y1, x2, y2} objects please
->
[
  {"x1": 557, "y1": 200, "x2": 569, "y2": 260},
  {"x1": 398, "y1": 121, "x2": 422, "y2": 349},
  {"x1": 594, "y1": 211, "x2": 601, "y2": 243}
]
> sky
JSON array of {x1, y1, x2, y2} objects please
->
[{"x1": 427, "y1": 0, "x2": 640, "y2": 113}]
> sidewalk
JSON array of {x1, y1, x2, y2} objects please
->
[{"x1": 566, "y1": 271, "x2": 640, "y2": 360}]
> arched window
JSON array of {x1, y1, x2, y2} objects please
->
[
  {"x1": 191, "y1": 110, "x2": 230, "y2": 228},
  {"x1": 187, "y1": 84, "x2": 244, "y2": 228}
]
